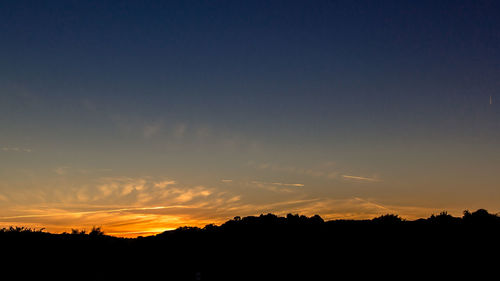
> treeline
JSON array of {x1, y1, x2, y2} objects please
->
[
  {"x1": 2, "y1": 209, "x2": 499, "y2": 280},
  {"x1": 2, "y1": 208, "x2": 498, "y2": 238},
  {"x1": 157, "y1": 208, "x2": 500, "y2": 235}
]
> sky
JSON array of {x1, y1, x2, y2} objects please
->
[{"x1": 1, "y1": 0, "x2": 499, "y2": 237}]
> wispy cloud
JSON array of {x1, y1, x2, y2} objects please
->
[
  {"x1": 0, "y1": 205, "x2": 194, "y2": 220},
  {"x1": 249, "y1": 180, "x2": 305, "y2": 193},
  {"x1": 250, "y1": 161, "x2": 381, "y2": 183},
  {"x1": 143, "y1": 122, "x2": 163, "y2": 139},
  {"x1": 0, "y1": 176, "x2": 242, "y2": 236},
  {"x1": 271, "y1": 182, "x2": 304, "y2": 187},
  {"x1": 154, "y1": 180, "x2": 176, "y2": 188},
  {"x1": 218, "y1": 179, "x2": 304, "y2": 192},
  {"x1": 2, "y1": 147, "x2": 32, "y2": 152},
  {"x1": 54, "y1": 166, "x2": 70, "y2": 176},
  {"x1": 252, "y1": 181, "x2": 304, "y2": 187},
  {"x1": 342, "y1": 175, "x2": 380, "y2": 182},
  {"x1": 0, "y1": 176, "x2": 439, "y2": 238}
]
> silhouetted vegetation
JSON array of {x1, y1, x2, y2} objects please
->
[
  {"x1": 2, "y1": 209, "x2": 500, "y2": 280},
  {"x1": 0, "y1": 226, "x2": 46, "y2": 233}
]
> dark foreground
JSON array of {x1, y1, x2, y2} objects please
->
[{"x1": 2, "y1": 209, "x2": 500, "y2": 280}]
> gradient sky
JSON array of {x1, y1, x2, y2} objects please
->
[{"x1": 1, "y1": 0, "x2": 499, "y2": 237}]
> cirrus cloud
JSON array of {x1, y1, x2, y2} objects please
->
[
  {"x1": 0, "y1": 176, "x2": 443, "y2": 237},
  {"x1": 2, "y1": 147, "x2": 32, "y2": 152}
]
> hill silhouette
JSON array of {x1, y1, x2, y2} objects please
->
[{"x1": 2, "y1": 209, "x2": 499, "y2": 280}]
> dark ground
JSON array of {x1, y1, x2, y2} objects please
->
[{"x1": 2, "y1": 209, "x2": 499, "y2": 280}]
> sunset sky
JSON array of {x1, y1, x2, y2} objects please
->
[{"x1": 1, "y1": 0, "x2": 499, "y2": 237}]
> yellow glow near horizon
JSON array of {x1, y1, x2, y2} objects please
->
[
  {"x1": 0, "y1": 203, "x2": 467, "y2": 238},
  {"x1": 0, "y1": 177, "x2": 493, "y2": 238}
]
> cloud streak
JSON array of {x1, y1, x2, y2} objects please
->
[
  {"x1": 342, "y1": 175, "x2": 380, "y2": 182},
  {"x1": 2, "y1": 147, "x2": 31, "y2": 152},
  {"x1": 249, "y1": 162, "x2": 380, "y2": 183},
  {"x1": 252, "y1": 181, "x2": 304, "y2": 187}
]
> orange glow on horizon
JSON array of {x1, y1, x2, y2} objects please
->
[{"x1": 0, "y1": 204, "x2": 468, "y2": 238}]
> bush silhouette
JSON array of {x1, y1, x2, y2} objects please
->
[
  {"x1": 372, "y1": 214, "x2": 403, "y2": 224},
  {"x1": 428, "y1": 211, "x2": 460, "y2": 224},
  {"x1": 89, "y1": 226, "x2": 105, "y2": 236}
]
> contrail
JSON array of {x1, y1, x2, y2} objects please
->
[
  {"x1": 342, "y1": 175, "x2": 380, "y2": 182},
  {"x1": 0, "y1": 205, "x2": 191, "y2": 220}
]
